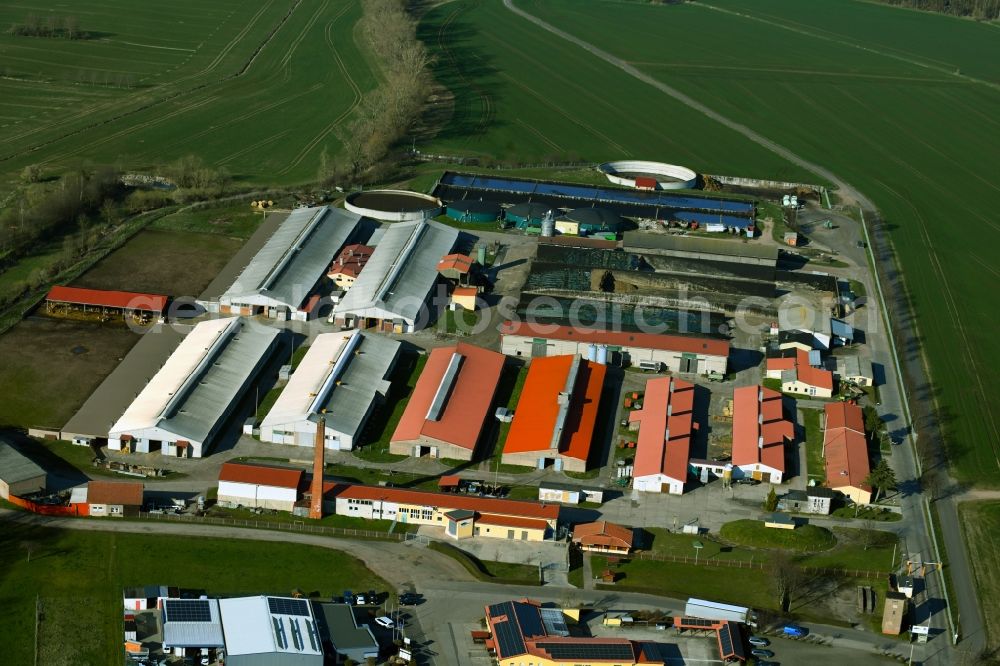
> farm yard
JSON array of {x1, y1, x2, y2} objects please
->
[
  {"x1": 0, "y1": 0, "x2": 376, "y2": 186},
  {"x1": 425, "y1": 0, "x2": 1000, "y2": 485}
]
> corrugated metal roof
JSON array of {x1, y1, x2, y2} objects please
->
[
  {"x1": 109, "y1": 317, "x2": 279, "y2": 445},
  {"x1": 0, "y1": 439, "x2": 46, "y2": 485},
  {"x1": 334, "y1": 219, "x2": 458, "y2": 326},
  {"x1": 46, "y1": 286, "x2": 168, "y2": 312},
  {"x1": 261, "y1": 331, "x2": 399, "y2": 440},
  {"x1": 221, "y1": 206, "x2": 361, "y2": 309},
  {"x1": 629, "y1": 377, "x2": 694, "y2": 482},
  {"x1": 503, "y1": 356, "x2": 605, "y2": 461},
  {"x1": 218, "y1": 462, "x2": 303, "y2": 489},
  {"x1": 623, "y1": 231, "x2": 777, "y2": 261},
  {"x1": 219, "y1": 596, "x2": 323, "y2": 657},
  {"x1": 391, "y1": 343, "x2": 505, "y2": 451},
  {"x1": 162, "y1": 598, "x2": 224, "y2": 648},
  {"x1": 501, "y1": 320, "x2": 730, "y2": 358}
]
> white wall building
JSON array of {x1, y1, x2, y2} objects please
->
[
  {"x1": 218, "y1": 596, "x2": 323, "y2": 666},
  {"x1": 217, "y1": 462, "x2": 303, "y2": 512},
  {"x1": 108, "y1": 318, "x2": 280, "y2": 458},
  {"x1": 259, "y1": 331, "x2": 400, "y2": 451}
]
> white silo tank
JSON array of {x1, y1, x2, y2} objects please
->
[
  {"x1": 587, "y1": 344, "x2": 598, "y2": 362},
  {"x1": 782, "y1": 195, "x2": 791, "y2": 207},
  {"x1": 790, "y1": 195, "x2": 798, "y2": 207},
  {"x1": 541, "y1": 209, "x2": 556, "y2": 237},
  {"x1": 597, "y1": 345, "x2": 609, "y2": 365}
]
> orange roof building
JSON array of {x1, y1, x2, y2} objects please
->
[
  {"x1": 437, "y1": 253, "x2": 475, "y2": 279},
  {"x1": 331, "y1": 484, "x2": 559, "y2": 541},
  {"x1": 327, "y1": 243, "x2": 374, "y2": 288},
  {"x1": 500, "y1": 321, "x2": 729, "y2": 376},
  {"x1": 732, "y1": 386, "x2": 794, "y2": 484},
  {"x1": 767, "y1": 349, "x2": 834, "y2": 398},
  {"x1": 390, "y1": 343, "x2": 506, "y2": 461},
  {"x1": 572, "y1": 521, "x2": 634, "y2": 553},
  {"x1": 85, "y1": 480, "x2": 143, "y2": 517},
  {"x1": 502, "y1": 355, "x2": 605, "y2": 473},
  {"x1": 824, "y1": 402, "x2": 872, "y2": 505},
  {"x1": 630, "y1": 377, "x2": 695, "y2": 495},
  {"x1": 217, "y1": 462, "x2": 304, "y2": 512},
  {"x1": 46, "y1": 285, "x2": 167, "y2": 316},
  {"x1": 485, "y1": 599, "x2": 663, "y2": 666}
]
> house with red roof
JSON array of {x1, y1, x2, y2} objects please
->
[
  {"x1": 731, "y1": 386, "x2": 794, "y2": 484},
  {"x1": 502, "y1": 355, "x2": 605, "y2": 473},
  {"x1": 824, "y1": 402, "x2": 872, "y2": 504},
  {"x1": 217, "y1": 462, "x2": 304, "y2": 512},
  {"x1": 572, "y1": 521, "x2": 634, "y2": 554},
  {"x1": 390, "y1": 342, "x2": 505, "y2": 461},
  {"x1": 629, "y1": 377, "x2": 695, "y2": 495},
  {"x1": 331, "y1": 484, "x2": 559, "y2": 542},
  {"x1": 327, "y1": 243, "x2": 374, "y2": 289},
  {"x1": 766, "y1": 348, "x2": 834, "y2": 398},
  {"x1": 499, "y1": 321, "x2": 729, "y2": 376}
]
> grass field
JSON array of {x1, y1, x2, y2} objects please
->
[
  {"x1": 151, "y1": 201, "x2": 267, "y2": 239},
  {"x1": 433, "y1": 0, "x2": 1000, "y2": 485},
  {"x1": 802, "y1": 408, "x2": 826, "y2": 484},
  {"x1": 0, "y1": 522, "x2": 387, "y2": 665},
  {"x1": 959, "y1": 501, "x2": 1000, "y2": 650},
  {"x1": 0, "y1": 0, "x2": 377, "y2": 186},
  {"x1": 0, "y1": 318, "x2": 138, "y2": 428},
  {"x1": 72, "y1": 227, "x2": 244, "y2": 298}
]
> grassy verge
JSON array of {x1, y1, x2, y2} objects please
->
[
  {"x1": 801, "y1": 408, "x2": 825, "y2": 484},
  {"x1": 254, "y1": 386, "x2": 282, "y2": 421},
  {"x1": 568, "y1": 548, "x2": 584, "y2": 588},
  {"x1": 0, "y1": 521, "x2": 388, "y2": 664},
  {"x1": 720, "y1": 519, "x2": 836, "y2": 552},
  {"x1": 354, "y1": 351, "x2": 427, "y2": 462},
  {"x1": 830, "y1": 506, "x2": 902, "y2": 522},
  {"x1": 150, "y1": 202, "x2": 265, "y2": 239},
  {"x1": 428, "y1": 541, "x2": 540, "y2": 585},
  {"x1": 490, "y1": 363, "x2": 531, "y2": 472},
  {"x1": 763, "y1": 377, "x2": 783, "y2": 393},
  {"x1": 957, "y1": 501, "x2": 997, "y2": 649}
]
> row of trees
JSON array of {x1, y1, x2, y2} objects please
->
[
  {"x1": 8, "y1": 14, "x2": 89, "y2": 39},
  {"x1": 874, "y1": 0, "x2": 1000, "y2": 18},
  {"x1": 328, "y1": 0, "x2": 433, "y2": 182}
]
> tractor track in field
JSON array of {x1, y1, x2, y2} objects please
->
[
  {"x1": 278, "y1": 1, "x2": 365, "y2": 176},
  {"x1": 0, "y1": 0, "x2": 300, "y2": 167},
  {"x1": 436, "y1": 2, "x2": 495, "y2": 140}
]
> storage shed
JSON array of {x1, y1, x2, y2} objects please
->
[{"x1": 0, "y1": 439, "x2": 46, "y2": 499}]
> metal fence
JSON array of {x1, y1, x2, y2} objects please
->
[{"x1": 136, "y1": 511, "x2": 405, "y2": 541}]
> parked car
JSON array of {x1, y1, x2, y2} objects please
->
[
  {"x1": 343, "y1": 590, "x2": 354, "y2": 605},
  {"x1": 748, "y1": 636, "x2": 770, "y2": 647},
  {"x1": 368, "y1": 589, "x2": 377, "y2": 604},
  {"x1": 735, "y1": 478, "x2": 760, "y2": 486},
  {"x1": 751, "y1": 649, "x2": 775, "y2": 659},
  {"x1": 399, "y1": 592, "x2": 421, "y2": 605},
  {"x1": 374, "y1": 616, "x2": 395, "y2": 629},
  {"x1": 355, "y1": 592, "x2": 367, "y2": 605},
  {"x1": 782, "y1": 624, "x2": 807, "y2": 637}
]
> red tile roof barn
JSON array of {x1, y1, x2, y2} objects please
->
[
  {"x1": 500, "y1": 321, "x2": 730, "y2": 357},
  {"x1": 503, "y1": 355, "x2": 606, "y2": 461},
  {"x1": 437, "y1": 253, "x2": 474, "y2": 274},
  {"x1": 218, "y1": 462, "x2": 304, "y2": 489},
  {"x1": 770, "y1": 349, "x2": 833, "y2": 390},
  {"x1": 46, "y1": 286, "x2": 168, "y2": 313},
  {"x1": 87, "y1": 480, "x2": 144, "y2": 506},
  {"x1": 732, "y1": 386, "x2": 793, "y2": 473},
  {"x1": 333, "y1": 484, "x2": 560, "y2": 520},
  {"x1": 391, "y1": 342, "x2": 506, "y2": 450},
  {"x1": 572, "y1": 520, "x2": 634, "y2": 550},
  {"x1": 824, "y1": 402, "x2": 871, "y2": 492},
  {"x1": 629, "y1": 377, "x2": 695, "y2": 482}
]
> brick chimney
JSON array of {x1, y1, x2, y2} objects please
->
[{"x1": 310, "y1": 414, "x2": 325, "y2": 519}]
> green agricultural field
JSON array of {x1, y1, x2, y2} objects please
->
[
  {"x1": 417, "y1": 1, "x2": 813, "y2": 181},
  {"x1": 444, "y1": 0, "x2": 1000, "y2": 485},
  {"x1": 0, "y1": 521, "x2": 387, "y2": 664},
  {"x1": 0, "y1": 0, "x2": 377, "y2": 186},
  {"x1": 959, "y1": 501, "x2": 1000, "y2": 650}
]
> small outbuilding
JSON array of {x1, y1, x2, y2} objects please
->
[
  {"x1": 85, "y1": 480, "x2": 143, "y2": 517},
  {"x1": 778, "y1": 487, "x2": 835, "y2": 515},
  {"x1": 882, "y1": 591, "x2": 907, "y2": 635},
  {"x1": 314, "y1": 602, "x2": 379, "y2": 664},
  {"x1": 217, "y1": 462, "x2": 303, "y2": 512},
  {"x1": 0, "y1": 439, "x2": 47, "y2": 499}
]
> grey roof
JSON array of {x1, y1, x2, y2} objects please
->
[
  {"x1": 831, "y1": 318, "x2": 855, "y2": 340},
  {"x1": 0, "y1": 440, "x2": 46, "y2": 484},
  {"x1": 314, "y1": 603, "x2": 378, "y2": 652},
  {"x1": 334, "y1": 219, "x2": 458, "y2": 326},
  {"x1": 623, "y1": 232, "x2": 778, "y2": 261},
  {"x1": 563, "y1": 207, "x2": 624, "y2": 228},
  {"x1": 221, "y1": 206, "x2": 362, "y2": 309},
  {"x1": 162, "y1": 598, "x2": 225, "y2": 648},
  {"x1": 316, "y1": 333, "x2": 400, "y2": 438}
]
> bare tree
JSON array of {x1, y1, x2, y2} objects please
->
[
  {"x1": 769, "y1": 551, "x2": 802, "y2": 612},
  {"x1": 21, "y1": 540, "x2": 38, "y2": 563}
]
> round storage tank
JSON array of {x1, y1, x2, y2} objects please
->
[
  {"x1": 345, "y1": 189, "x2": 442, "y2": 222},
  {"x1": 563, "y1": 207, "x2": 625, "y2": 235},
  {"x1": 446, "y1": 199, "x2": 502, "y2": 224},
  {"x1": 505, "y1": 202, "x2": 551, "y2": 230}
]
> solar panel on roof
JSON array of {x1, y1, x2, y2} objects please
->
[
  {"x1": 679, "y1": 617, "x2": 718, "y2": 627},
  {"x1": 536, "y1": 642, "x2": 635, "y2": 660},
  {"x1": 719, "y1": 622, "x2": 746, "y2": 658},
  {"x1": 268, "y1": 597, "x2": 310, "y2": 616},
  {"x1": 512, "y1": 601, "x2": 545, "y2": 638},
  {"x1": 164, "y1": 599, "x2": 212, "y2": 623},
  {"x1": 493, "y1": 619, "x2": 526, "y2": 658},
  {"x1": 488, "y1": 601, "x2": 511, "y2": 618}
]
